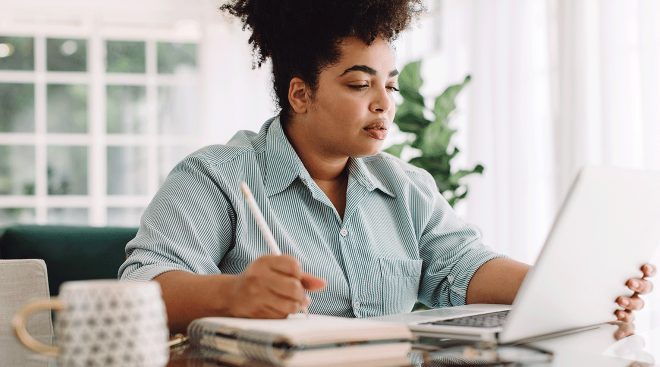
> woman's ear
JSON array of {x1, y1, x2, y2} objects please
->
[{"x1": 288, "y1": 77, "x2": 308, "y2": 114}]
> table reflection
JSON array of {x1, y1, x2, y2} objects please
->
[{"x1": 3, "y1": 321, "x2": 657, "y2": 367}]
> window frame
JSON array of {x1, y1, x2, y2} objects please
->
[{"x1": 0, "y1": 18, "x2": 205, "y2": 226}]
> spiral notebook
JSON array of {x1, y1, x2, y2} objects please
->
[{"x1": 187, "y1": 314, "x2": 413, "y2": 367}]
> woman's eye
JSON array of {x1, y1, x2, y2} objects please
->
[
  {"x1": 349, "y1": 84, "x2": 369, "y2": 90},
  {"x1": 387, "y1": 86, "x2": 400, "y2": 92}
]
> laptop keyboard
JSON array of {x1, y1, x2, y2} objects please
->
[{"x1": 421, "y1": 310, "x2": 510, "y2": 328}]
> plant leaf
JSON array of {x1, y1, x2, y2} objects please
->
[
  {"x1": 450, "y1": 169, "x2": 474, "y2": 184},
  {"x1": 389, "y1": 63, "x2": 483, "y2": 208},
  {"x1": 398, "y1": 61, "x2": 425, "y2": 107},
  {"x1": 433, "y1": 75, "x2": 470, "y2": 122},
  {"x1": 394, "y1": 99, "x2": 429, "y2": 133},
  {"x1": 421, "y1": 117, "x2": 455, "y2": 156}
]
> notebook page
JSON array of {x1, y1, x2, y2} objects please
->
[{"x1": 197, "y1": 314, "x2": 412, "y2": 346}]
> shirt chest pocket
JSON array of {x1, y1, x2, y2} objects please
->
[{"x1": 378, "y1": 257, "x2": 422, "y2": 316}]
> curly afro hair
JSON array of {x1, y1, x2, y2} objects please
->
[{"x1": 220, "y1": 0, "x2": 426, "y2": 122}]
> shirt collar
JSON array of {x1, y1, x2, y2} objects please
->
[
  {"x1": 263, "y1": 116, "x2": 395, "y2": 198},
  {"x1": 263, "y1": 116, "x2": 311, "y2": 197},
  {"x1": 347, "y1": 157, "x2": 396, "y2": 198}
]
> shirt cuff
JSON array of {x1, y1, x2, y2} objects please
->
[
  {"x1": 448, "y1": 248, "x2": 509, "y2": 307},
  {"x1": 119, "y1": 262, "x2": 192, "y2": 282}
]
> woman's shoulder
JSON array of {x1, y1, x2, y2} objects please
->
[
  {"x1": 184, "y1": 129, "x2": 264, "y2": 168},
  {"x1": 362, "y1": 152, "x2": 437, "y2": 194},
  {"x1": 364, "y1": 151, "x2": 433, "y2": 179}
]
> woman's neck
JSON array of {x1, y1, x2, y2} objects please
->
[
  {"x1": 282, "y1": 115, "x2": 350, "y2": 219},
  {"x1": 281, "y1": 117, "x2": 349, "y2": 183}
]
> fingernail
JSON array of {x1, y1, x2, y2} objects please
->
[
  {"x1": 621, "y1": 299, "x2": 630, "y2": 307},
  {"x1": 631, "y1": 280, "x2": 639, "y2": 288},
  {"x1": 305, "y1": 295, "x2": 311, "y2": 306}
]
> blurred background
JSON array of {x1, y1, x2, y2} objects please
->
[{"x1": 0, "y1": 0, "x2": 658, "y2": 328}]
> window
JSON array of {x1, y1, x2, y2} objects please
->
[{"x1": 0, "y1": 30, "x2": 202, "y2": 227}]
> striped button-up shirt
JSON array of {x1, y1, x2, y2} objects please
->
[{"x1": 119, "y1": 116, "x2": 504, "y2": 318}]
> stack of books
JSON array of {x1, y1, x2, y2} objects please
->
[{"x1": 187, "y1": 314, "x2": 414, "y2": 367}]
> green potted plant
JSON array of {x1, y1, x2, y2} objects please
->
[
  {"x1": 385, "y1": 60, "x2": 483, "y2": 207},
  {"x1": 384, "y1": 61, "x2": 484, "y2": 311}
]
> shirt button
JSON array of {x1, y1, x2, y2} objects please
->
[
  {"x1": 354, "y1": 302, "x2": 361, "y2": 308},
  {"x1": 340, "y1": 229, "x2": 348, "y2": 237}
]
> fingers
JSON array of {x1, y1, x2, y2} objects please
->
[
  {"x1": 615, "y1": 308, "x2": 635, "y2": 323},
  {"x1": 628, "y1": 278, "x2": 654, "y2": 295},
  {"x1": 248, "y1": 293, "x2": 303, "y2": 319},
  {"x1": 230, "y1": 275, "x2": 304, "y2": 319},
  {"x1": 615, "y1": 323, "x2": 634, "y2": 340},
  {"x1": 617, "y1": 295, "x2": 645, "y2": 311},
  {"x1": 642, "y1": 263, "x2": 657, "y2": 278},
  {"x1": 232, "y1": 255, "x2": 327, "y2": 318},
  {"x1": 301, "y1": 272, "x2": 328, "y2": 291},
  {"x1": 268, "y1": 276, "x2": 307, "y2": 303},
  {"x1": 608, "y1": 321, "x2": 635, "y2": 340},
  {"x1": 254, "y1": 256, "x2": 307, "y2": 301},
  {"x1": 265, "y1": 254, "x2": 303, "y2": 279},
  {"x1": 614, "y1": 263, "x2": 656, "y2": 323}
]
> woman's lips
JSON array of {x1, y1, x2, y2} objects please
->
[{"x1": 363, "y1": 126, "x2": 388, "y2": 140}]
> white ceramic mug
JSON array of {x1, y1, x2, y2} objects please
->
[{"x1": 13, "y1": 280, "x2": 169, "y2": 367}]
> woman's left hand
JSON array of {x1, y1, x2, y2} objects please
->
[{"x1": 615, "y1": 264, "x2": 656, "y2": 323}]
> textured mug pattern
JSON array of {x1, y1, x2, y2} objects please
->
[{"x1": 54, "y1": 281, "x2": 169, "y2": 367}]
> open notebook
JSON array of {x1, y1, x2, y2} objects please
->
[{"x1": 187, "y1": 314, "x2": 413, "y2": 367}]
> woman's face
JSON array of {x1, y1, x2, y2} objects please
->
[{"x1": 304, "y1": 37, "x2": 399, "y2": 158}]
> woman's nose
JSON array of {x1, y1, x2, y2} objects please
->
[{"x1": 370, "y1": 87, "x2": 393, "y2": 113}]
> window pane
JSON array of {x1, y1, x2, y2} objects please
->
[
  {"x1": 106, "y1": 40, "x2": 145, "y2": 73},
  {"x1": 0, "y1": 208, "x2": 35, "y2": 226},
  {"x1": 47, "y1": 84, "x2": 87, "y2": 133},
  {"x1": 47, "y1": 208, "x2": 88, "y2": 225},
  {"x1": 158, "y1": 145, "x2": 197, "y2": 185},
  {"x1": 0, "y1": 145, "x2": 35, "y2": 195},
  {"x1": 107, "y1": 207, "x2": 144, "y2": 227},
  {"x1": 0, "y1": 83, "x2": 34, "y2": 132},
  {"x1": 158, "y1": 85, "x2": 200, "y2": 135},
  {"x1": 0, "y1": 36, "x2": 34, "y2": 71},
  {"x1": 157, "y1": 42, "x2": 196, "y2": 74},
  {"x1": 47, "y1": 38, "x2": 87, "y2": 72},
  {"x1": 107, "y1": 146, "x2": 147, "y2": 195},
  {"x1": 106, "y1": 85, "x2": 147, "y2": 134},
  {"x1": 48, "y1": 146, "x2": 87, "y2": 195}
]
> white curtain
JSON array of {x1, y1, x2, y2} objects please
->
[
  {"x1": 550, "y1": 0, "x2": 660, "y2": 331},
  {"x1": 395, "y1": 0, "x2": 660, "y2": 330},
  {"x1": 396, "y1": 0, "x2": 556, "y2": 265}
]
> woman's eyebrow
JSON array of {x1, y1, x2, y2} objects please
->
[{"x1": 340, "y1": 65, "x2": 399, "y2": 78}]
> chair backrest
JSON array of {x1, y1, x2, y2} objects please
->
[
  {"x1": 0, "y1": 259, "x2": 53, "y2": 366},
  {"x1": 0, "y1": 259, "x2": 52, "y2": 336},
  {"x1": 0, "y1": 225, "x2": 138, "y2": 296}
]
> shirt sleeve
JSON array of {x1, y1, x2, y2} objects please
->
[
  {"x1": 118, "y1": 154, "x2": 235, "y2": 281},
  {"x1": 413, "y1": 171, "x2": 507, "y2": 308}
]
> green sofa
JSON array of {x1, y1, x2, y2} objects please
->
[{"x1": 0, "y1": 225, "x2": 138, "y2": 296}]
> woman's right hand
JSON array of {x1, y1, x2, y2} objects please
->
[{"x1": 228, "y1": 254, "x2": 327, "y2": 318}]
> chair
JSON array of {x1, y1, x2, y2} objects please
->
[{"x1": 0, "y1": 259, "x2": 52, "y2": 366}]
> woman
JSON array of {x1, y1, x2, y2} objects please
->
[{"x1": 119, "y1": 0, "x2": 654, "y2": 334}]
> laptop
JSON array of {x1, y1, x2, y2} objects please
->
[{"x1": 370, "y1": 166, "x2": 660, "y2": 344}]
